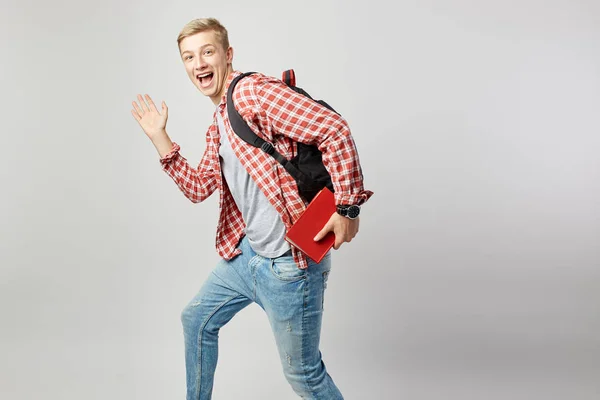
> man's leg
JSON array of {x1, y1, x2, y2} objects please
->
[
  {"x1": 180, "y1": 237, "x2": 257, "y2": 400},
  {"x1": 256, "y1": 251, "x2": 344, "y2": 399}
]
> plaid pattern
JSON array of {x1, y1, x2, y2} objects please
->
[{"x1": 160, "y1": 70, "x2": 373, "y2": 269}]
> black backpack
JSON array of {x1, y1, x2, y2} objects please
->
[{"x1": 226, "y1": 70, "x2": 337, "y2": 203}]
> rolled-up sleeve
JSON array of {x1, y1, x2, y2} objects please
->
[{"x1": 159, "y1": 138, "x2": 219, "y2": 204}]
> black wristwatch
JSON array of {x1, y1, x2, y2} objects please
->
[{"x1": 336, "y1": 204, "x2": 361, "y2": 219}]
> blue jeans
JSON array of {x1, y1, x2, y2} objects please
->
[{"x1": 180, "y1": 236, "x2": 344, "y2": 399}]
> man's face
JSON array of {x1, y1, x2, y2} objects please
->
[{"x1": 179, "y1": 30, "x2": 233, "y2": 105}]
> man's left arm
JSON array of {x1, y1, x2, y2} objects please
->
[{"x1": 233, "y1": 74, "x2": 374, "y2": 248}]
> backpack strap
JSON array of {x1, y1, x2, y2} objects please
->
[
  {"x1": 226, "y1": 72, "x2": 263, "y2": 148},
  {"x1": 226, "y1": 72, "x2": 310, "y2": 186}
]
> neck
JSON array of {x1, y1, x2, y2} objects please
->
[{"x1": 211, "y1": 65, "x2": 234, "y2": 106}]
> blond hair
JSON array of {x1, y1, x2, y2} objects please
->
[{"x1": 177, "y1": 18, "x2": 230, "y2": 51}]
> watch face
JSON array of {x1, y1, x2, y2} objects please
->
[{"x1": 347, "y1": 205, "x2": 360, "y2": 219}]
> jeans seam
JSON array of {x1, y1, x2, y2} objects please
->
[
  {"x1": 196, "y1": 294, "x2": 241, "y2": 400},
  {"x1": 301, "y1": 273, "x2": 318, "y2": 398},
  {"x1": 248, "y1": 254, "x2": 262, "y2": 301}
]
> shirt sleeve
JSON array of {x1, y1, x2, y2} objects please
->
[
  {"x1": 159, "y1": 136, "x2": 219, "y2": 203},
  {"x1": 232, "y1": 74, "x2": 373, "y2": 206}
]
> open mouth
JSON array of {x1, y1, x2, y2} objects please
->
[{"x1": 196, "y1": 72, "x2": 214, "y2": 88}]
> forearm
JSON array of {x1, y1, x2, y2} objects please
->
[
  {"x1": 159, "y1": 139, "x2": 218, "y2": 204},
  {"x1": 318, "y1": 125, "x2": 373, "y2": 206},
  {"x1": 151, "y1": 130, "x2": 175, "y2": 158}
]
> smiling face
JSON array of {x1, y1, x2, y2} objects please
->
[{"x1": 179, "y1": 30, "x2": 234, "y2": 105}]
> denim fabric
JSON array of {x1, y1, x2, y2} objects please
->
[{"x1": 180, "y1": 236, "x2": 344, "y2": 399}]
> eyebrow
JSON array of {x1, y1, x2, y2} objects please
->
[{"x1": 181, "y1": 44, "x2": 214, "y2": 56}]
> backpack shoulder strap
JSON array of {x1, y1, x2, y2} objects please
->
[
  {"x1": 226, "y1": 71, "x2": 290, "y2": 166},
  {"x1": 226, "y1": 72, "x2": 261, "y2": 147},
  {"x1": 226, "y1": 70, "x2": 327, "y2": 193}
]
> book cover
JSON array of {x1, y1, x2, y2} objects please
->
[{"x1": 285, "y1": 187, "x2": 336, "y2": 263}]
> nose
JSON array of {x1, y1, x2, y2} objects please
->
[{"x1": 194, "y1": 55, "x2": 208, "y2": 70}]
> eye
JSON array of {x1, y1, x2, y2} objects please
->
[{"x1": 204, "y1": 49, "x2": 213, "y2": 55}]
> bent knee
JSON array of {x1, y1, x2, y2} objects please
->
[{"x1": 180, "y1": 299, "x2": 204, "y2": 326}]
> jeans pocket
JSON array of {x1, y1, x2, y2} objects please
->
[{"x1": 270, "y1": 256, "x2": 307, "y2": 282}]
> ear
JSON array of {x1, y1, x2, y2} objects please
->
[{"x1": 226, "y1": 46, "x2": 234, "y2": 64}]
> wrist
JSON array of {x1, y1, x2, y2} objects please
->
[
  {"x1": 336, "y1": 204, "x2": 360, "y2": 219},
  {"x1": 152, "y1": 131, "x2": 174, "y2": 158}
]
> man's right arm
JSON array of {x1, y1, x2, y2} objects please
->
[
  {"x1": 156, "y1": 131, "x2": 219, "y2": 204},
  {"x1": 130, "y1": 94, "x2": 218, "y2": 203}
]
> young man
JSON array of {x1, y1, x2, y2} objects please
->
[{"x1": 131, "y1": 18, "x2": 373, "y2": 400}]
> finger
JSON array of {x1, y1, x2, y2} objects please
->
[
  {"x1": 331, "y1": 228, "x2": 344, "y2": 249},
  {"x1": 145, "y1": 94, "x2": 159, "y2": 113},
  {"x1": 131, "y1": 109, "x2": 141, "y2": 122},
  {"x1": 333, "y1": 238, "x2": 343, "y2": 250},
  {"x1": 314, "y1": 227, "x2": 326, "y2": 241},
  {"x1": 137, "y1": 94, "x2": 150, "y2": 112},
  {"x1": 314, "y1": 222, "x2": 332, "y2": 241},
  {"x1": 132, "y1": 100, "x2": 143, "y2": 116}
]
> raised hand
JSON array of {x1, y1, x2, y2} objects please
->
[{"x1": 131, "y1": 94, "x2": 168, "y2": 139}]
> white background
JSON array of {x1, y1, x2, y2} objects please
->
[{"x1": 1, "y1": 0, "x2": 599, "y2": 399}]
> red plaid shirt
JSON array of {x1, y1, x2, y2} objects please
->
[{"x1": 159, "y1": 70, "x2": 373, "y2": 269}]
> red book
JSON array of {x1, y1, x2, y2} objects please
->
[{"x1": 285, "y1": 187, "x2": 336, "y2": 263}]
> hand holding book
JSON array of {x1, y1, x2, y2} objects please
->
[
  {"x1": 284, "y1": 188, "x2": 360, "y2": 263},
  {"x1": 313, "y1": 210, "x2": 359, "y2": 250}
]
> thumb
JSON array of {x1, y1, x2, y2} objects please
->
[{"x1": 162, "y1": 101, "x2": 168, "y2": 114}]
